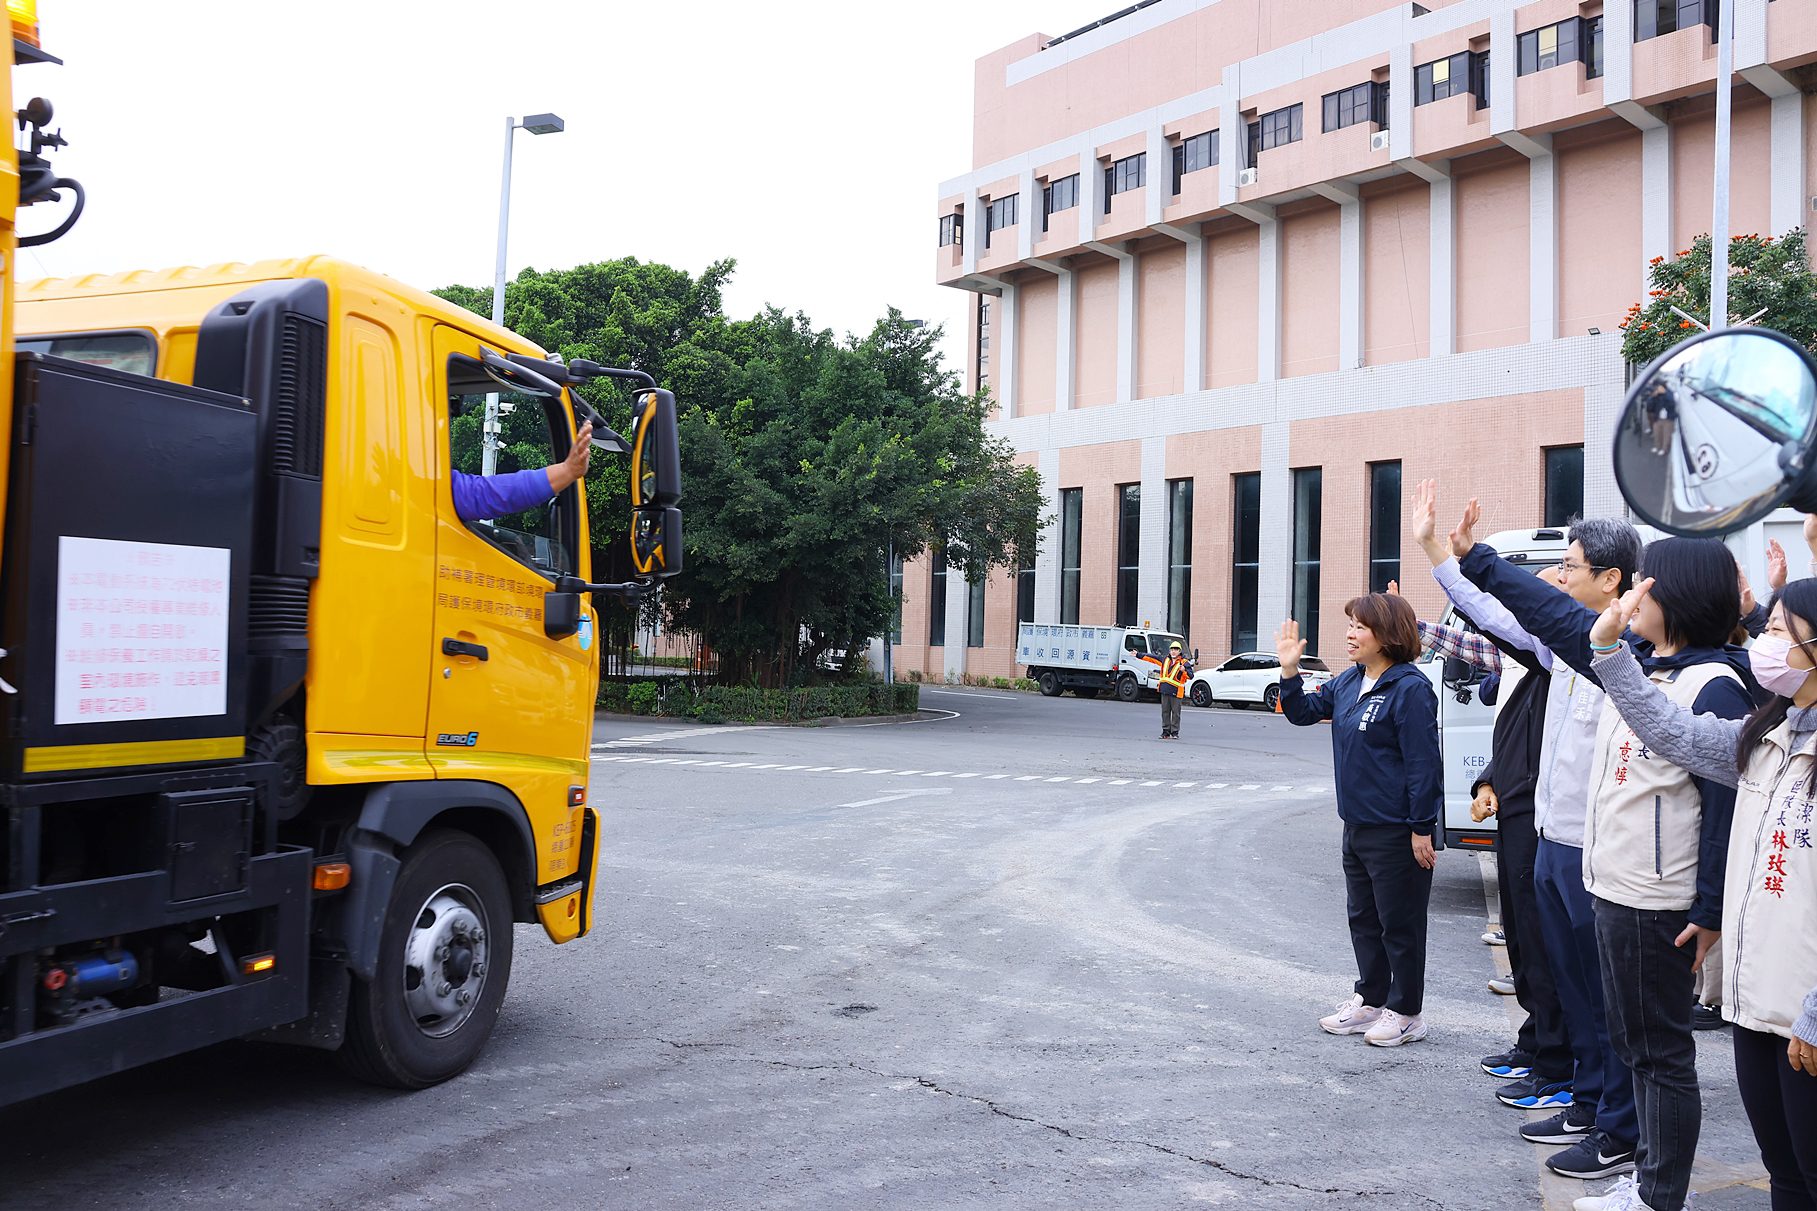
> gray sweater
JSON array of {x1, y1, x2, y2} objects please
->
[{"x1": 1591, "y1": 643, "x2": 1817, "y2": 1045}]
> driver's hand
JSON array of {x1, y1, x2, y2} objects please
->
[{"x1": 547, "y1": 421, "x2": 594, "y2": 493}]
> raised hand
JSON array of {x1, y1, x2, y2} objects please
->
[
  {"x1": 1805, "y1": 513, "x2": 1817, "y2": 562},
  {"x1": 1413, "y1": 479, "x2": 1447, "y2": 566},
  {"x1": 1386, "y1": 579, "x2": 1401, "y2": 597},
  {"x1": 1740, "y1": 566, "x2": 1758, "y2": 617},
  {"x1": 1275, "y1": 619, "x2": 1307, "y2": 679},
  {"x1": 1767, "y1": 539, "x2": 1789, "y2": 592},
  {"x1": 1591, "y1": 576, "x2": 1654, "y2": 650},
  {"x1": 1448, "y1": 498, "x2": 1481, "y2": 560}
]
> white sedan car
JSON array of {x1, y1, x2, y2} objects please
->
[{"x1": 1188, "y1": 652, "x2": 1334, "y2": 711}]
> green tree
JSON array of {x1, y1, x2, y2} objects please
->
[
  {"x1": 1621, "y1": 228, "x2": 1817, "y2": 365},
  {"x1": 434, "y1": 261, "x2": 1044, "y2": 687}
]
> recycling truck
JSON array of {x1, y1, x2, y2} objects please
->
[
  {"x1": 1018, "y1": 622, "x2": 1188, "y2": 702},
  {"x1": 0, "y1": 5, "x2": 682, "y2": 1105}
]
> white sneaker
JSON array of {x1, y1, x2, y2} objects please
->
[
  {"x1": 1363, "y1": 1008, "x2": 1429, "y2": 1047},
  {"x1": 1319, "y1": 993, "x2": 1383, "y2": 1035},
  {"x1": 1573, "y1": 1176, "x2": 1657, "y2": 1211}
]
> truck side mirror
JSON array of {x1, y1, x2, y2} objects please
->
[
  {"x1": 1442, "y1": 656, "x2": 1480, "y2": 690},
  {"x1": 545, "y1": 591, "x2": 582, "y2": 640},
  {"x1": 630, "y1": 389, "x2": 682, "y2": 509},
  {"x1": 631, "y1": 507, "x2": 683, "y2": 578},
  {"x1": 1614, "y1": 326, "x2": 1817, "y2": 535}
]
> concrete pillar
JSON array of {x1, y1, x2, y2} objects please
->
[
  {"x1": 1054, "y1": 268, "x2": 1076, "y2": 411},
  {"x1": 1771, "y1": 90, "x2": 1806, "y2": 238},
  {"x1": 1077, "y1": 134, "x2": 1101, "y2": 246},
  {"x1": 1429, "y1": 173, "x2": 1456, "y2": 357},
  {"x1": 944, "y1": 565, "x2": 969, "y2": 681},
  {"x1": 1337, "y1": 189, "x2": 1363, "y2": 369},
  {"x1": 1182, "y1": 231, "x2": 1208, "y2": 392},
  {"x1": 1033, "y1": 449, "x2": 1063, "y2": 626},
  {"x1": 1489, "y1": 9, "x2": 1517, "y2": 138},
  {"x1": 1641, "y1": 125, "x2": 1674, "y2": 296},
  {"x1": 1257, "y1": 217, "x2": 1282, "y2": 382},
  {"x1": 1529, "y1": 146, "x2": 1558, "y2": 342},
  {"x1": 1146, "y1": 125, "x2": 1170, "y2": 227},
  {"x1": 1017, "y1": 167, "x2": 1038, "y2": 262},
  {"x1": 998, "y1": 282, "x2": 1020, "y2": 418},
  {"x1": 1117, "y1": 252, "x2": 1138, "y2": 403},
  {"x1": 1139, "y1": 437, "x2": 1167, "y2": 627},
  {"x1": 963, "y1": 187, "x2": 984, "y2": 277}
]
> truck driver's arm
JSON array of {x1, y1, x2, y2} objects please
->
[{"x1": 452, "y1": 422, "x2": 592, "y2": 522}]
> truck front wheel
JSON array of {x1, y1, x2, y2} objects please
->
[
  {"x1": 339, "y1": 829, "x2": 515, "y2": 1090},
  {"x1": 1116, "y1": 675, "x2": 1140, "y2": 703}
]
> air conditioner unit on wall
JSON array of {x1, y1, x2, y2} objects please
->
[
  {"x1": 1238, "y1": 167, "x2": 1258, "y2": 188},
  {"x1": 1371, "y1": 130, "x2": 1391, "y2": 153}
]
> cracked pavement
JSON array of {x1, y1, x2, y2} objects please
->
[{"x1": 0, "y1": 688, "x2": 1771, "y2": 1209}]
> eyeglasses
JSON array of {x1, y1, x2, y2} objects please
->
[{"x1": 1556, "y1": 560, "x2": 1611, "y2": 577}]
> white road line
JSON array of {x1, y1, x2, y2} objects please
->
[
  {"x1": 697, "y1": 760, "x2": 726, "y2": 767},
  {"x1": 891, "y1": 770, "x2": 924, "y2": 777},
  {"x1": 1045, "y1": 776, "x2": 1073, "y2": 783},
  {"x1": 1140, "y1": 780, "x2": 1163, "y2": 787},
  {"x1": 1239, "y1": 783, "x2": 1259, "y2": 790},
  {"x1": 867, "y1": 769, "x2": 895, "y2": 775},
  {"x1": 805, "y1": 766, "x2": 833, "y2": 772},
  {"x1": 1014, "y1": 775, "x2": 1041, "y2": 781},
  {"x1": 954, "y1": 772, "x2": 980, "y2": 779},
  {"x1": 1172, "y1": 782, "x2": 1195, "y2": 789},
  {"x1": 724, "y1": 762, "x2": 752, "y2": 768},
  {"x1": 986, "y1": 774, "x2": 1009, "y2": 779},
  {"x1": 1109, "y1": 779, "x2": 1132, "y2": 785},
  {"x1": 778, "y1": 765, "x2": 806, "y2": 771},
  {"x1": 837, "y1": 788, "x2": 952, "y2": 809},
  {"x1": 1208, "y1": 783, "x2": 1228, "y2": 789},
  {"x1": 1075, "y1": 777, "x2": 1101, "y2": 784},
  {"x1": 922, "y1": 771, "x2": 951, "y2": 777},
  {"x1": 599, "y1": 760, "x2": 1318, "y2": 795},
  {"x1": 1270, "y1": 784, "x2": 1292, "y2": 791},
  {"x1": 832, "y1": 767, "x2": 864, "y2": 773}
]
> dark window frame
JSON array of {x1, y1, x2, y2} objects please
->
[
  {"x1": 1368, "y1": 461, "x2": 1402, "y2": 595},
  {"x1": 1041, "y1": 174, "x2": 1079, "y2": 232},
  {"x1": 1170, "y1": 130, "x2": 1219, "y2": 194},
  {"x1": 1103, "y1": 153, "x2": 1147, "y2": 213},
  {"x1": 1231, "y1": 472, "x2": 1261, "y2": 654},
  {"x1": 1544, "y1": 446, "x2": 1585, "y2": 529},
  {"x1": 1255, "y1": 104, "x2": 1303, "y2": 157},
  {"x1": 1115, "y1": 483, "x2": 1141, "y2": 628},
  {"x1": 1060, "y1": 488, "x2": 1083, "y2": 625},
  {"x1": 1415, "y1": 50, "x2": 1485, "y2": 106},
  {"x1": 984, "y1": 194, "x2": 1018, "y2": 249},
  {"x1": 929, "y1": 546, "x2": 948, "y2": 647},
  {"x1": 1517, "y1": 17, "x2": 1583, "y2": 76},
  {"x1": 938, "y1": 212, "x2": 963, "y2": 248},
  {"x1": 1292, "y1": 467, "x2": 1323, "y2": 657},
  {"x1": 967, "y1": 575, "x2": 986, "y2": 648},
  {"x1": 1166, "y1": 478, "x2": 1193, "y2": 639},
  {"x1": 1322, "y1": 82, "x2": 1386, "y2": 133},
  {"x1": 1634, "y1": 0, "x2": 1717, "y2": 43}
]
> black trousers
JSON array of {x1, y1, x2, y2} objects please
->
[
  {"x1": 1160, "y1": 694, "x2": 1182, "y2": 736},
  {"x1": 1498, "y1": 809, "x2": 1573, "y2": 1081},
  {"x1": 1734, "y1": 1025, "x2": 1817, "y2": 1211},
  {"x1": 1341, "y1": 822, "x2": 1433, "y2": 1016}
]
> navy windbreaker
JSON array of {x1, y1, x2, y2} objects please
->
[{"x1": 1280, "y1": 662, "x2": 1443, "y2": 836}]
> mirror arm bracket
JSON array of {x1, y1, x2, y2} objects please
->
[{"x1": 556, "y1": 575, "x2": 652, "y2": 602}]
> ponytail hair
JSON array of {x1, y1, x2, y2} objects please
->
[{"x1": 1736, "y1": 578, "x2": 1817, "y2": 765}]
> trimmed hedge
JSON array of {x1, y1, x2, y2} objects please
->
[{"x1": 598, "y1": 678, "x2": 919, "y2": 722}]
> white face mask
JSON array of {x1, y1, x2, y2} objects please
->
[{"x1": 1749, "y1": 633, "x2": 1817, "y2": 699}]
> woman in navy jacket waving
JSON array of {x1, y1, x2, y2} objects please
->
[{"x1": 1279, "y1": 592, "x2": 1444, "y2": 1048}]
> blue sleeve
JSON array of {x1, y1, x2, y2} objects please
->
[
  {"x1": 1479, "y1": 672, "x2": 1501, "y2": 706},
  {"x1": 1459, "y1": 543, "x2": 1606, "y2": 682},
  {"x1": 452, "y1": 468, "x2": 556, "y2": 522},
  {"x1": 1279, "y1": 673, "x2": 1335, "y2": 726},
  {"x1": 1686, "y1": 676, "x2": 1754, "y2": 929},
  {"x1": 1742, "y1": 602, "x2": 1769, "y2": 639},
  {"x1": 1395, "y1": 675, "x2": 1443, "y2": 835}
]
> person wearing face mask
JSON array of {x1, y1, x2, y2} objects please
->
[
  {"x1": 1588, "y1": 577, "x2": 1817, "y2": 1211},
  {"x1": 1277, "y1": 593, "x2": 1442, "y2": 1049}
]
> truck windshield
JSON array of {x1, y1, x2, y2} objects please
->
[
  {"x1": 1149, "y1": 633, "x2": 1184, "y2": 654},
  {"x1": 446, "y1": 358, "x2": 579, "y2": 580}
]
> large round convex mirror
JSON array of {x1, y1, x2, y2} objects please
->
[{"x1": 1614, "y1": 327, "x2": 1817, "y2": 535}]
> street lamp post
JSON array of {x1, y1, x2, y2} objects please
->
[
  {"x1": 484, "y1": 111, "x2": 566, "y2": 475},
  {"x1": 1710, "y1": 2, "x2": 1736, "y2": 330}
]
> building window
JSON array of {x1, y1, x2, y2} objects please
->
[
  {"x1": 1323, "y1": 82, "x2": 1387, "y2": 133},
  {"x1": 939, "y1": 212, "x2": 962, "y2": 248},
  {"x1": 1635, "y1": 0, "x2": 1716, "y2": 43},
  {"x1": 1369, "y1": 461, "x2": 1402, "y2": 595},
  {"x1": 1042, "y1": 174, "x2": 1078, "y2": 231},
  {"x1": 1166, "y1": 479, "x2": 1193, "y2": 638},
  {"x1": 1103, "y1": 153, "x2": 1146, "y2": 213},
  {"x1": 1231, "y1": 473, "x2": 1261, "y2": 653},
  {"x1": 1257, "y1": 102, "x2": 1300, "y2": 155},
  {"x1": 968, "y1": 576, "x2": 986, "y2": 648},
  {"x1": 1587, "y1": 16, "x2": 1605, "y2": 78},
  {"x1": 1292, "y1": 468, "x2": 1322, "y2": 656},
  {"x1": 1116, "y1": 483, "x2": 1141, "y2": 628},
  {"x1": 929, "y1": 546, "x2": 948, "y2": 647},
  {"x1": 1060, "y1": 488, "x2": 1083, "y2": 625},
  {"x1": 975, "y1": 298, "x2": 990, "y2": 387},
  {"x1": 984, "y1": 194, "x2": 1018, "y2": 248},
  {"x1": 1545, "y1": 446, "x2": 1585, "y2": 528},
  {"x1": 1170, "y1": 130, "x2": 1219, "y2": 194},
  {"x1": 1518, "y1": 18, "x2": 1582, "y2": 76},
  {"x1": 890, "y1": 550, "x2": 903, "y2": 643},
  {"x1": 1415, "y1": 51, "x2": 1488, "y2": 105},
  {"x1": 1016, "y1": 557, "x2": 1036, "y2": 625}
]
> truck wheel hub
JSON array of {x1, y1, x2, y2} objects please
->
[{"x1": 401, "y1": 884, "x2": 489, "y2": 1038}]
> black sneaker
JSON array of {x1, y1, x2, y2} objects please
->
[
  {"x1": 1692, "y1": 1004, "x2": 1728, "y2": 1031},
  {"x1": 1544, "y1": 1131, "x2": 1637, "y2": 1180},
  {"x1": 1480, "y1": 1048, "x2": 1535, "y2": 1079},
  {"x1": 1496, "y1": 1074, "x2": 1573, "y2": 1108},
  {"x1": 1520, "y1": 1104, "x2": 1595, "y2": 1144}
]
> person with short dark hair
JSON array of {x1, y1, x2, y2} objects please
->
[{"x1": 1278, "y1": 592, "x2": 1441, "y2": 1048}]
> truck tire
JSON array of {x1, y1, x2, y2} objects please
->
[
  {"x1": 1116, "y1": 675, "x2": 1140, "y2": 703},
  {"x1": 1263, "y1": 684, "x2": 1281, "y2": 713},
  {"x1": 1189, "y1": 681, "x2": 1212, "y2": 708},
  {"x1": 339, "y1": 829, "x2": 515, "y2": 1090},
  {"x1": 1037, "y1": 671, "x2": 1062, "y2": 697}
]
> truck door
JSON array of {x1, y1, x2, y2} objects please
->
[
  {"x1": 424, "y1": 326, "x2": 595, "y2": 883},
  {"x1": 1428, "y1": 605, "x2": 1499, "y2": 848}
]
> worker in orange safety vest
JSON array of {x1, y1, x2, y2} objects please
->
[{"x1": 1147, "y1": 640, "x2": 1194, "y2": 740}]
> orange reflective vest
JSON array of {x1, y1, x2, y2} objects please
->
[{"x1": 1156, "y1": 656, "x2": 1190, "y2": 697}]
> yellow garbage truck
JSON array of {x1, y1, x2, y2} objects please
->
[{"x1": 0, "y1": 4, "x2": 681, "y2": 1103}]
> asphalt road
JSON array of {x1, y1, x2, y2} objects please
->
[{"x1": 0, "y1": 688, "x2": 1773, "y2": 1209}]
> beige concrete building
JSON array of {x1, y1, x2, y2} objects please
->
[{"x1": 896, "y1": 0, "x2": 1817, "y2": 681}]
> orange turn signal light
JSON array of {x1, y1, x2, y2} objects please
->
[
  {"x1": 7, "y1": 0, "x2": 40, "y2": 48},
  {"x1": 242, "y1": 953, "x2": 276, "y2": 975},
  {"x1": 312, "y1": 862, "x2": 351, "y2": 891}
]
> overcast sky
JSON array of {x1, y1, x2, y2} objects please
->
[{"x1": 28, "y1": 1, "x2": 1119, "y2": 370}]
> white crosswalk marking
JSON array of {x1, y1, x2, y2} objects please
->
[{"x1": 595, "y1": 724, "x2": 773, "y2": 750}]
